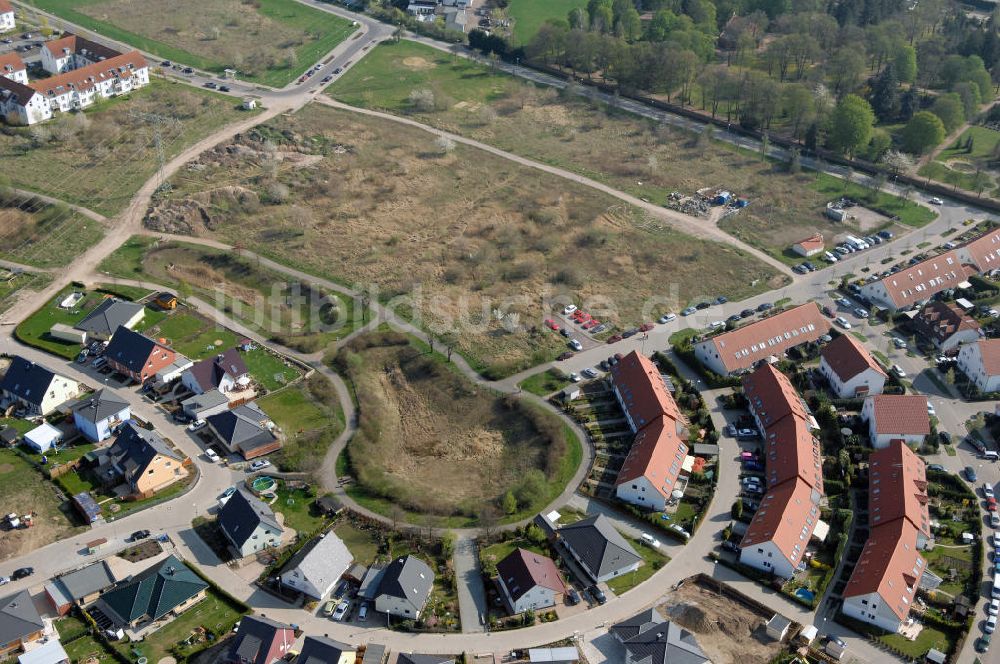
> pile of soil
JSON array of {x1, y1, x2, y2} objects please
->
[{"x1": 667, "y1": 601, "x2": 757, "y2": 639}]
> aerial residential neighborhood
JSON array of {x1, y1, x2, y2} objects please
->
[{"x1": 0, "y1": 0, "x2": 999, "y2": 662}]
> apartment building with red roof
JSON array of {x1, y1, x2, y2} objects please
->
[
  {"x1": 0, "y1": 52, "x2": 26, "y2": 84},
  {"x1": 742, "y1": 363, "x2": 809, "y2": 432},
  {"x1": 869, "y1": 441, "x2": 930, "y2": 549},
  {"x1": 842, "y1": 519, "x2": 926, "y2": 632},
  {"x1": 611, "y1": 351, "x2": 689, "y2": 512},
  {"x1": 693, "y1": 302, "x2": 829, "y2": 376},
  {"x1": 0, "y1": 0, "x2": 14, "y2": 33},
  {"x1": 764, "y1": 416, "x2": 823, "y2": 493},
  {"x1": 738, "y1": 476, "x2": 822, "y2": 579},
  {"x1": 861, "y1": 395, "x2": 930, "y2": 449},
  {"x1": 957, "y1": 338, "x2": 1000, "y2": 394},
  {"x1": 912, "y1": 301, "x2": 980, "y2": 351},
  {"x1": 818, "y1": 334, "x2": 887, "y2": 399}
]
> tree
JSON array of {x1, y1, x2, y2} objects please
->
[
  {"x1": 501, "y1": 490, "x2": 517, "y2": 514},
  {"x1": 434, "y1": 135, "x2": 456, "y2": 154},
  {"x1": 953, "y1": 81, "x2": 982, "y2": 118},
  {"x1": 971, "y1": 168, "x2": 993, "y2": 197},
  {"x1": 731, "y1": 499, "x2": 743, "y2": 519},
  {"x1": 869, "y1": 65, "x2": 900, "y2": 122},
  {"x1": 828, "y1": 94, "x2": 875, "y2": 157},
  {"x1": 930, "y1": 93, "x2": 965, "y2": 134},
  {"x1": 783, "y1": 83, "x2": 815, "y2": 137},
  {"x1": 893, "y1": 44, "x2": 918, "y2": 83},
  {"x1": 901, "y1": 111, "x2": 945, "y2": 154},
  {"x1": 899, "y1": 87, "x2": 919, "y2": 121},
  {"x1": 881, "y1": 149, "x2": 915, "y2": 176},
  {"x1": 409, "y1": 88, "x2": 436, "y2": 112}
]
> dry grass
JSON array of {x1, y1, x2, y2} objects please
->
[{"x1": 147, "y1": 103, "x2": 783, "y2": 377}]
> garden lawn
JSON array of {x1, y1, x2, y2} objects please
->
[
  {"x1": 605, "y1": 537, "x2": 666, "y2": 595},
  {"x1": 507, "y1": 0, "x2": 587, "y2": 45},
  {"x1": 273, "y1": 483, "x2": 329, "y2": 535},
  {"x1": 880, "y1": 626, "x2": 952, "y2": 659},
  {"x1": 21, "y1": 442, "x2": 95, "y2": 467},
  {"x1": 810, "y1": 173, "x2": 935, "y2": 228},
  {"x1": 62, "y1": 635, "x2": 118, "y2": 664},
  {"x1": 258, "y1": 386, "x2": 327, "y2": 433},
  {"x1": 332, "y1": 521, "x2": 380, "y2": 565},
  {"x1": 519, "y1": 368, "x2": 571, "y2": 396},
  {"x1": 480, "y1": 537, "x2": 547, "y2": 564},
  {"x1": 241, "y1": 346, "x2": 303, "y2": 392}
]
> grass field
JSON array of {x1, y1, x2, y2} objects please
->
[
  {"x1": 32, "y1": 0, "x2": 356, "y2": 87},
  {"x1": 918, "y1": 125, "x2": 1000, "y2": 196},
  {"x1": 519, "y1": 368, "x2": 571, "y2": 396},
  {"x1": 329, "y1": 40, "x2": 934, "y2": 267},
  {"x1": 259, "y1": 373, "x2": 344, "y2": 472},
  {"x1": 605, "y1": 536, "x2": 666, "y2": 595},
  {"x1": 0, "y1": 272, "x2": 52, "y2": 316},
  {"x1": 333, "y1": 521, "x2": 380, "y2": 565},
  {"x1": 272, "y1": 483, "x2": 329, "y2": 534},
  {"x1": 507, "y1": 0, "x2": 586, "y2": 45},
  {"x1": 149, "y1": 100, "x2": 784, "y2": 377},
  {"x1": 0, "y1": 80, "x2": 251, "y2": 216},
  {"x1": 0, "y1": 198, "x2": 106, "y2": 268},
  {"x1": 332, "y1": 331, "x2": 582, "y2": 526}
]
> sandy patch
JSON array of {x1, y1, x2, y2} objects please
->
[{"x1": 402, "y1": 56, "x2": 436, "y2": 70}]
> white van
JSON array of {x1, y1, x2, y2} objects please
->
[
  {"x1": 992, "y1": 572, "x2": 1000, "y2": 599},
  {"x1": 986, "y1": 451, "x2": 999, "y2": 462}
]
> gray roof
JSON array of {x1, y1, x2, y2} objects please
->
[
  {"x1": 559, "y1": 514, "x2": 641, "y2": 580},
  {"x1": 228, "y1": 615, "x2": 296, "y2": 664},
  {"x1": 360, "y1": 644, "x2": 386, "y2": 664},
  {"x1": 280, "y1": 532, "x2": 352, "y2": 594},
  {"x1": 376, "y1": 555, "x2": 433, "y2": 612},
  {"x1": 74, "y1": 298, "x2": 144, "y2": 337},
  {"x1": 620, "y1": 620, "x2": 710, "y2": 664},
  {"x1": 181, "y1": 389, "x2": 229, "y2": 412},
  {"x1": 610, "y1": 608, "x2": 664, "y2": 643},
  {"x1": 0, "y1": 356, "x2": 67, "y2": 408},
  {"x1": 218, "y1": 488, "x2": 282, "y2": 548},
  {"x1": 72, "y1": 388, "x2": 130, "y2": 424},
  {"x1": 0, "y1": 590, "x2": 44, "y2": 646},
  {"x1": 207, "y1": 402, "x2": 275, "y2": 453},
  {"x1": 296, "y1": 636, "x2": 353, "y2": 664},
  {"x1": 397, "y1": 656, "x2": 455, "y2": 664},
  {"x1": 185, "y1": 349, "x2": 248, "y2": 392},
  {"x1": 54, "y1": 561, "x2": 116, "y2": 602}
]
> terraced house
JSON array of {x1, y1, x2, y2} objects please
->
[
  {"x1": 0, "y1": 0, "x2": 14, "y2": 33},
  {"x1": 0, "y1": 33, "x2": 148, "y2": 126}
]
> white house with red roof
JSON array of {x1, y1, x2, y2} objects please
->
[
  {"x1": 868, "y1": 441, "x2": 931, "y2": 549},
  {"x1": 861, "y1": 395, "x2": 930, "y2": 449},
  {"x1": 0, "y1": 0, "x2": 14, "y2": 33},
  {"x1": 957, "y1": 338, "x2": 1000, "y2": 394},
  {"x1": 495, "y1": 548, "x2": 566, "y2": 614},
  {"x1": 791, "y1": 233, "x2": 824, "y2": 257},
  {"x1": 0, "y1": 53, "x2": 26, "y2": 85},
  {"x1": 610, "y1": 351, "x2": 689, "y2": 511},
  {"x1": 693, "y1": 302, "x2": 829, "y2": 376},
  {"x1": 818, "y1": 334, "x2": 887, "y2": 399},
  {"x1": 739, "y1": 477, "x2": 822, "y2": 579}
]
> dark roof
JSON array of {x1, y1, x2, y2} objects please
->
[
  {"x1": 496, "y1": 548, "x2": 564, "y2": 602},
  {"x1": 397, "y1": 656, "x2": 454, "y2": 664},
  {"x1": 54, "y1": 561, "x2": 116, "y2": 601},
  {"x1": 0, "y1": 590, "x2": 43, "y2": 646},
  {"x1": 96, "y1": 555, "x2": 207, "y2": 627},
  {"x1": 218, "y1": 489, "x2": 282, "y2": 548},
  {"x1": 207, "y1": 402, "x2": 275, "y2": 452},
  {"x1": 314, "y1": 495, "x2": 343, "y2": 515},
  {"x1": 186, "y1": 349, "x2": 249, "y2": 392},
  {"x1": 559, "y1": 514, "x2": 641, "y2": 580},
  {"x1": 74, "y1": 298, "x2": 144, "y2": 337},
  {"x1": 72, "y1": 492, "x2": 101, "y2": 522},
  {"x1": 228, "y1": 615, "x2": 295, "y2": 664},
  {"x1": 296, "y1": 636, "x2": 353, "y2": 664},
  {"x1": 610, "y1": 608, "x2": 664, "y2": 643},
  {"x1": 106, "y1": 422, "x2": 182, "y2": 486},
  {"x1": 0, "y1": 75, "x2": 39, "y2": 108},
  {"x1": 620, "y1": 620, "x2": 710, "y2": 664},
  {"x1": 104, "y1": 326, "x2": 168, "y2": 375},
  {"x1": 377, "y1": 556, "x2": 434, "y2": 610},
  {"x1": 361, "y1": 644, "x2": 386, "y2": 664},
  {"x1": 0, "y1": 426, "x2": 18, "y2": 444},
  {"x1": 72, "y1": 388, "x2": 130, "y2": 424},
  {"x1": 0, "y1": 356, "x2": 64, "y2": 408}
]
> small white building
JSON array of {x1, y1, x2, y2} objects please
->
[
  {"x1": 861, "y1": 395, "x2": 930, "y2": 449},
  {"x1": 0, "y1": 0, "x2": 14, "y2": 34},
  {"x1": 0, "y1": 53, "x2": 27, "y2": 84},
  {"x1": 24, "y1": 422, "x2": 63, "y2": 454},
  {"x1": 791, "y1": 233, "x2": 824, "y2": 257},
  {"x1": 279, "y1": 532, "x2": 353, "y2": 600},
  {"x1": 957, "y1": 338, "x2": 1000, "y2": 394},
  {"x1": 818, "y1": 334, "x2": 886, "y2": 399}
]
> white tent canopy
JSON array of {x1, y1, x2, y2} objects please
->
[{"x1": 24, "y1": 422, "x2": 62, "y2": 453}]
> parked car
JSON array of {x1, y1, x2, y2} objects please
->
[
  {"x1": 639, "y1": 322, "x2": 655, "y2": 332},
  {"x1": 563, "y1": 304, "x2": 578, "y2": 315},
  {"x1": 878, "y1": 230, "x2": 894, "y2": 240},
  {"x1": 893, "y1": 338, "x2": 907, "y2": 349},
  {"x1": 891, "y1": 364, "x2": 906, "y2": 377},
  {"x1": 715, "y1": 296, "x2": 728, "y2": 304},
  {"x1": 544, "y1": 319, "x2": 559, "y2": 330},
  {"x1": 188, "y1": 419, "x2": 206, "y2": 431},
  {"x1": 322, "y1": 600, "x2": 336, "y2": 616},
  {"x1": 987, "y1": 615, "x2": 997, "y2": 634},
  {"x1": 658, "y1": 313, "x2": 676, "y2": 323},
  {"x1": 977, "y1": 634, "x2": 991, "y2": 652},
  {"x1": 556, "y1": 352, "x2": 574, "y2": 361},
  {"x1": 708, "y1": 320, "x2": 725, "y2": 329},
  {"x1": 987, "y1": 484, "x2": 996, "y2": 499},
  {"x1": 606, "y1": 334, "x2": 623, "y2": 344},
  {"x1": 589, "y1": 586, "x2": 607, "y2": 604},
  {"x1": 358, "y1": 603, "x2": 368, "y2": 621},
  {"x1": 569, "y1": 339, "x2": 583, "y2": 351},
  {"x1": 695, "y1": 302, "x2": 711, "y2": 310},
  {"x1": 740, "y1": 308, "x2": 755, "y2": 318},
  {"x1": 249, "y1": 459, "x2": 271, "y2": 471},
  {"x1": 967, "y1": 466, "x2": 979, "y2": 482},
  {"x1": 76, "y1": 350, "x2": 89, "y2": 364},
  {"x1": 581, "y1": 368, "x2": 599, "y2": 379},
  {"x1": 566, "y1": 588, "x2": 580, "y2": 605},
  {"x1": 130, "y1": 530, "x2": 150, "y2": 542},
  {"x1": 756, "y1": 302, "x2": 773, "y2": 312},
  {"x1": 205, "y1": 448, "x2": 221, "y2": 463},
  {"x1": 568, "y1": 372, "x2": 580, "y2": 383},
  {"x1": 321, "y1": 76, "x2": 333, "y2": 83},
  {"x1": 332, "y1": 601, "x2": 349, "y2": 621},
  {"x1": 560, "y1": 327, "x2": 571, "y2": 337},
  {"x1": 681, "y1": 307, "x2": 697, "y2": 316},
  {"x1": 929, "y1": 196, "x2": 944, "y2": 205},
  {"x1": 736, "y1": 428, "x2": 758, "y2": 439},
  {"x1": 219, "y1": 85, "x2": 230, "y2": 92},
  {"x1": 927, "y1": 462, "x2": 944, "y2": 472},
  {"x1": 0, "y1": 577, "x2": 9, "y2": 586},
  {"x1": 992, "y1": 513, "x2": 1000, "y2": 529},
  {"x1": 670, "y1": 524, "x2": 691, "y2": 539},
  {"x1": 835, "y1": 316, "x2": 851, "y2": 329},
  {"x1": 853, "y1": 307, "x2": 869, "y2": 318},
  {"x1": 11, "y1": 568, "x2": 32, "y2": 580},
  {"x1": 821, "y1": 305, "x2": 834, "y2": 318},
  {"x1": 641, "y1": 533, "x2": 661, "y2": 549},
  {"x1": 622, "y1": 328, "x2": 640, "y2": 338}
]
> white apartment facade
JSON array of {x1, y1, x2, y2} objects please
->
[{"x1": 957, "y1": 339, "x2": 1000, "y2": 394}]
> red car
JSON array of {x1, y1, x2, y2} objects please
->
[
  {"x1": 575, "y1": 312, "x2": 591, "y2": 323},
  {"x1": 556, "y1": 351, "x2": 574, "y2": 361},
  {"x1": 544, "y1": 319, "x2": 559, "y2": 330},
  {"x1": 639, "y1": 322, "x2": 655, "y2": 332},
  {"x1": 583, "y1": 319, "x2": 600, "y2": 329},
  {"x1": 607, "y1": 334, "x2": 623, "y2": 344},
  {"x1": 989, "y1": 497, "x2": 998, "y2": 512}
]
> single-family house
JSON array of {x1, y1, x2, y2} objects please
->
[
  {"x1": 103, "y1": 326, "x2": 177, "y2": 384},
  {"x1": 869, "y1": 440, "x2": 930, "y2": 549},
  {"x1": 861, "y1": 395, "x2": 930, "y2": 449},
  {"x1": 791, "y1": 233, "x2": 824, "y2": 257},
  {"x1": 18, "y1": 639, "x2": 69, "y2": 664},
  {"x1": 226, "y1": 615, "x2": 296, "y2": 664},
  {"x1": 207, "y1": 402, "x2": 280, "y2": 459},
  {"x1": 181, "y1": 349, "x2": 251, "y2": 396},
  {"x1": 94, "y1": 555, "x2": 208, "y2": 632},
  {"x1": 957, "y1": 338, "x2": 1000, "y2": 394},
  {"x1": 23, "y1": 422, "x2": 62, "y2": 454},
  {"x1": 74, "y1": 298, "x2": 145, "y2": 341},
  {"x1": 0, "y1": 54, "x2": 27, "y2": 85},
  {"x1": 72, "y1": 389, "x2": 131, "y2": 442},
  {"x1": 0, "y1": 0, "x2": 14, "y2": 33},
  {"x1": 912, "y1": 301, "x2": 980, "y2": 351},
  {"x1": 0, "y1": 591, "x2": 44, "y2": 657},
  {"x1": 495, "y1": 548, "x2": 565, "y2": 614},
  {"x1": 611, "y1": 609, "x2": 710, "y2": 664},
  {"x1": 558, "y1": 514, "x2": 641, "y2": 583},
  {"x1": 218, "y1": 489, "x2": 284, "y2": 558},
  {"x1": 90, "y1": 422, "x2": 188, "y2": 497},
  {"x1": 0, "y1": 356, "x2": 79, "y2": 416},
  {"x1": 45, "y1": 560, "x2": 117, "y2": 615},
  {"x1": 818, "y1": 334, "x2": 887, "y2": 399},
  {"x1": 181, "y1": 389, "x2": 230, "y2": 421},
  {"x1": 842, "y1": 519, "x2": 925, "y2": 632},
  {"x1": 374, "y1": 555, "x2": 434, "y2": 619},
  {"x1": 295, "y1": 636, "x2": 355, "y2": 664},
  {"x1": 279, "y1": 531, "x2": 353, "y2": 600},
  {"x1": 693, "y1": 302, "x2": 829, "y2": 375}
]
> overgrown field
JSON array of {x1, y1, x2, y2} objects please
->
[
  {"x1": 506, "y1": 0, "x2": 587, "y2": 45},
  {"x1": 32, "y1": 0, "x2": 356, "y2": 86},
  {"x1": 259, "y1": 373, "x2": 345, "y2": 472},
  {"x1": 0, "y1": 80, "x2": 252, "y2": 216},
  {"x1": 0, "y1": 192, "x2": 106, "y2": 268},
  {"x1": 328, "y1": 41, "x2": 935, "y2": 261},
  {"x1": 331, "y1": 331, "x2": 579, "y2": 524},
  {"x1": 144, "y1": 102, "x2": 783, "y2": 377}
]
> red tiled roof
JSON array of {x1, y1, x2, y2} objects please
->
[
  {"x1": 974, "y1": 338, "x2": 1000, "y2": 376},
  {"x1": 764, "y1": 415, "x2": 823, "y2": 493},
  {"x1": 820, "y1": 334, "x2": 886, "y2": 383},
  {"x1": 0, "y1": 53, "x2": 25, "y2": 76},
  {"x1": 31, "y1": 51, "x2": 147, "y2": 97},
  {"x1": 867, "y1": 395, "x2": 930, "y2": 436},
  {"x1": 863, "y1": 249, "x2": 976, "y2": 309},
  {"x1": 696, "y1": 302, "x2": 829, "y2": 373},
  {"x1": 913, "y1": 301, "x2": 979, "y2": 345},
  {"x1": 496, "y1": 548, "x2": 565, "y2": 601},
  {"x1": 615, "y1": 414, "x2": 688, "y2": 499},
  {"x1": 43, "y1": 34, "x2": 121, "y2": 62},
  {"x1": 739, "y1": 477, "x2": 821, "y2": 569},
  {"x1": 960, "y1": 226, "x2": 1000, "y2": 272},
  {"x1": 610, "y1": 351, "x2": 682, "y2": 430},
  {"x1": 843, "y1": 519, "x2": 925, "y2": 621},
  {"x1": 869, "y1": 440, "x2": 930, "y2": 539},
  {"x1": 742, "y1": 364, "x2": 807, "y2": 429},
  {"x1": 0, "y1": 0, "x2": 12, "y2": 14},
  {"x1": 794, "y1": 234, "x2": 824, "y2": 251}
]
